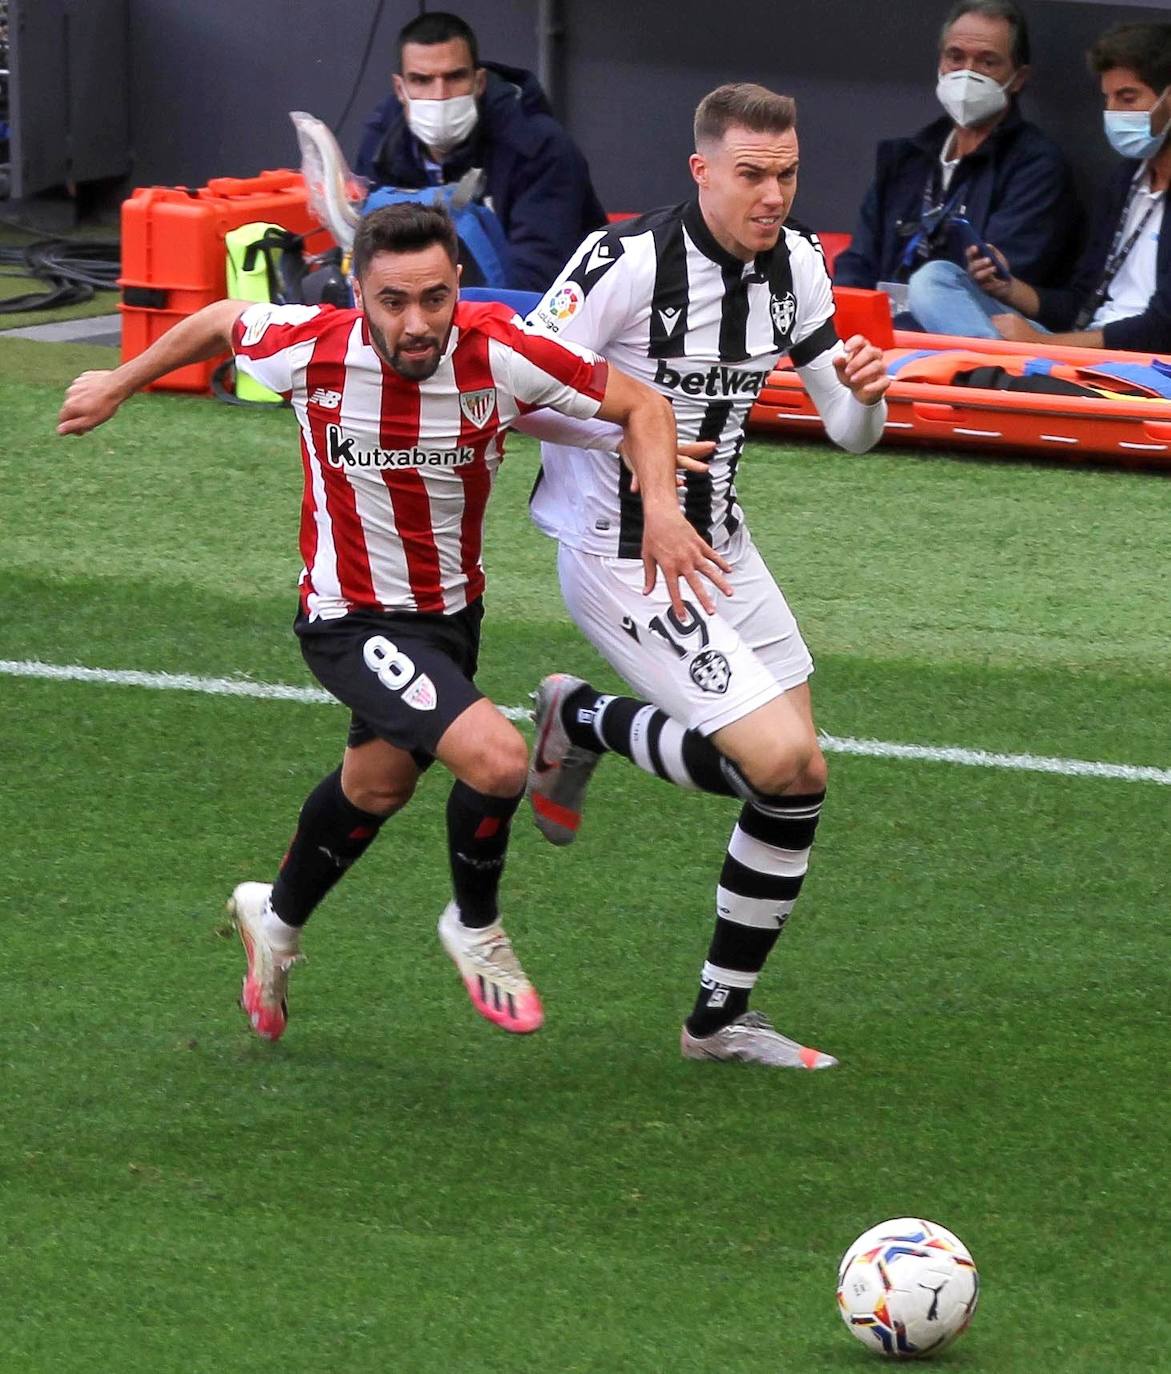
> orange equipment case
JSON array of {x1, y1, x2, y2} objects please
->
[
  {"x1": 749, "y1": 291, "x2": 1171, "y2": 470},
  {"x1": 119, "y1": 169, "x2": 333, "y2": 392}
]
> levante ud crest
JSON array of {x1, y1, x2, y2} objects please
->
[{"x1": 770, "y1": 291, "x2": 797, "y2": 336}]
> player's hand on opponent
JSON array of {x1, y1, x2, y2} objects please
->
[
  {"x1": 640, "y1": 509, "x2": 733, "y2": 617},
  {"x1": 834, "y1": 335, "x2": 890, "y2": 407},
  {"x1": 623, "y1": 440, "x2": 717, "y2": 492},
  {"x1": 57, "y1": 370, "x2": 129, "y2": 436}
]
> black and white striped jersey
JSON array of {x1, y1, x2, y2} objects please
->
[{"x1": 526, "y1": 198, "x2": 839, "y2": 556}]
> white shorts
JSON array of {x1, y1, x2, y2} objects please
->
[{"x1": 556, "y1": 525, "x2": 813, "y2": 736}]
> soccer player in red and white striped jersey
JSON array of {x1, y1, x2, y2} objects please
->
[
  {"x1": 229, "y1": 268, "x2": 609, "y2": 621},
  {"x1": 58, "y1": 202, "x2": 730, "y2": 1045}
]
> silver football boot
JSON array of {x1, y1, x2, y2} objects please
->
[
  {"x1": 681, "y1": 1011, "x2": 838, "y2": 1069},
  {"x1": 527, "y1": 673, "x2": 603, "y2": 846}
]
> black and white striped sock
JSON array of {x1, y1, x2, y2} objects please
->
[
  {"x1": 562, "y1": 685, "x2": 736, "y2": 796},
  {"x1": 686, "y1": 790, "x2": 825, "y2": 1036}
]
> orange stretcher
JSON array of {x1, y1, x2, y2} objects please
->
[{"x1": 748, "y1": 290, "x2": 1171, "y2": 469}]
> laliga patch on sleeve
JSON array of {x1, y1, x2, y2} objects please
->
[
  {"x1": 402, "y1": 673, "x2": 437, "y2": 712},
  {"x1": 535, "y1": 281, "x2": 584, "y2": 333},
  {"x1": 241, "y1": 308, "x2": 274, "y2": 347}
]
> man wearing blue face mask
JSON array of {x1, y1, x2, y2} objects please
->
[
  {"x1": 355, "y1": 11, "x2": 606, "y2": 292},
  {"x1": 835, "y1": 0, "x2": 1079, "y2": 326},
  {"x1": 942, "y1": 22, "x2": 1170, "y2": 352}
]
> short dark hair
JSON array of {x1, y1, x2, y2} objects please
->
[
  {"x1": 694, "y1": 83, "x2": 796, "y2": 149},
  {"x1": 351, "y1": 203, "x2": 459, "y2": 282},
  {"x1": 1088, "y1": 22, "x2": 1171, "y2": 96},
  {"x1": 398, "y1": 11, "x2": 479, "y2": 70},
  {"x1": 940, "y1": 1, "x2": 1031, "y2": 68}
]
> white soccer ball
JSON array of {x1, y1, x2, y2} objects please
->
[{"x1": 835, "y1": 1217, "x2": 980, "y2": 1359}]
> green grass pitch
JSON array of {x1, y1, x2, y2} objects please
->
[{"x1": 1, "y1": 337, "x2": 1168, "y2": 1371}]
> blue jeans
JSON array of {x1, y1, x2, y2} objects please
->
[{"x1": 905, "y1": 259, "x2": 1048, "y2": 339}]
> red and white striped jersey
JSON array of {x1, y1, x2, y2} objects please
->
[{"x1": 231, "y1": 299, "x2": 608, "y2": 619}]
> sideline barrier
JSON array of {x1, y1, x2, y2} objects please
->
[
  {"x1": 748, "y1": 329, "x2": 1171, "y2": 469},
  {"x1": 119, "y1": 170, "x2": 333, "y2": 393}
]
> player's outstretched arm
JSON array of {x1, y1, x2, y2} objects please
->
[
  {"x1": 57, "y1": 299, "x2": 249, "y2": 436},
  {"x1": 595, "y1": 367, "x2": 732, "y2": 616}
]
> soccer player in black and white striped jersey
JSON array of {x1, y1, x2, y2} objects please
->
[{"x1": 524, "y1": 83, "x2": 891, "y2": 1068}]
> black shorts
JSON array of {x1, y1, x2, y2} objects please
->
[{"x1": 296, "y1": 601, "x2": 485, "y2": 765}]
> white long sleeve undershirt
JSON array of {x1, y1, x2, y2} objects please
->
[{"x1": 795, "y1": 345, "x2": 887, "y2": 454}]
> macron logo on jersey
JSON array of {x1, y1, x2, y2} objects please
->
[
  {"x1": 584, "y1": 241, "x2": 616, "y2": 276},
  {"x1": 653, "y1": 359, "x2": 770, "y2": 398},
  {"x1": 325, "y1": 424, "x2": 475, "y2": 471}
]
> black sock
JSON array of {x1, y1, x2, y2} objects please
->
[
  {"x1": 446, "y1": 781, "x2": 523, "y2": 928},
  {"x1": 561, "y1": 684, "x2": 736, "y2": 796},
  {"x1": 686, "y1": 791, "x2": 826, "y2": 1036},
  {"x1": 270, "y1": 768, "x2": 388, "y2": 927}
]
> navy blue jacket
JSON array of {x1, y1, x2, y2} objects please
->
[
  {"x1": 1034, "y1": 160, "x2": 1171, "y2": 352},
  {"x1": 834, "y1": 106, "x2": 1080, "y2": 290},
  {"x1": 355, "y1": 61, "x2": 607, "y2": 293}
]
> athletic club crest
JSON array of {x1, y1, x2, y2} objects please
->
[
  {"x1": 689, "y1": 649, "x2": 731, "y2": 695},
  {"x1": 458, "y1": 387, "x2": 497, "y2": 429},
  {"x1": 402, "y1": 673, "x2": 437, "y2": 712},
  {"x1": 770, "y1": 291, "x2": 797, "y2": 336}
]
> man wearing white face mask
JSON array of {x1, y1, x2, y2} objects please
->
[
  {"x1": 835, "y1": 0, "x2": 1079, "y2": 325},
  {"x1": 355, "y1": 11, "x2": 606, "y2": 293},
  {"x1": 942, "y1": 22, "x2": 1170, "y2": 353}
]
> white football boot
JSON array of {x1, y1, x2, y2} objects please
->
[
  {"x1": 681, "y1": 1011, "x2": 838, "y2": 1069},
  {"x1": 229, "y1": 881, "x2": 303, "y2": 1042},
  {"x1": 438, "y1": 903, "x2": 544, "y2": 1033}
]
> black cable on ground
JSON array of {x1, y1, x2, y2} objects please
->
[{"x1": 0, "y1": 238, "x2": 121, "y2": 314}]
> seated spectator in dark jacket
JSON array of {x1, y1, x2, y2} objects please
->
[
  {"x1": 354, "y1": 11, "x2": 607, "y2": 293},
  {"x1": 834, "y1": 0, "x2": 1080, "y2": 328},
  {"x1": 913, "y1": 22, "x2": 1170, "y2": 352}
]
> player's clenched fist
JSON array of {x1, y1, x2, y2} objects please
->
[
  {"x1": 58, "y1": 370, "x2": 128, "y2": 436},
  {"x1": 833, "y1": 335, "x2": 891, "y2": 407}
]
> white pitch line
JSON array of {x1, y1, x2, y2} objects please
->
[
  {"x1": 816, "y1": 732, "x2": 1171, "y2": 787},
  {"x1": 0, "y1": 658, "x2": 531, "y2": 720},
  {"x1": 2, "y1": 658, "x2": 1168, "y2": 786}
]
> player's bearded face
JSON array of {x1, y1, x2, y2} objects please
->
[
  {"x1": 357, "y1": 246, "x2": 460, "y2": 380},
  {"x1": 691, "y1": 126, "x2": 800, "y2": 261}
]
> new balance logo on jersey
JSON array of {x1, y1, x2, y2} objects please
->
[
  {"x1": 325, "y1": 424, "x2": 474, "y2": 470},
  {"x1": 653, "y1": 359, "x2": 769, "y2": 397},
  {"x1": 309, "y1": 387, "x2": 342, "y2": 409}
]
